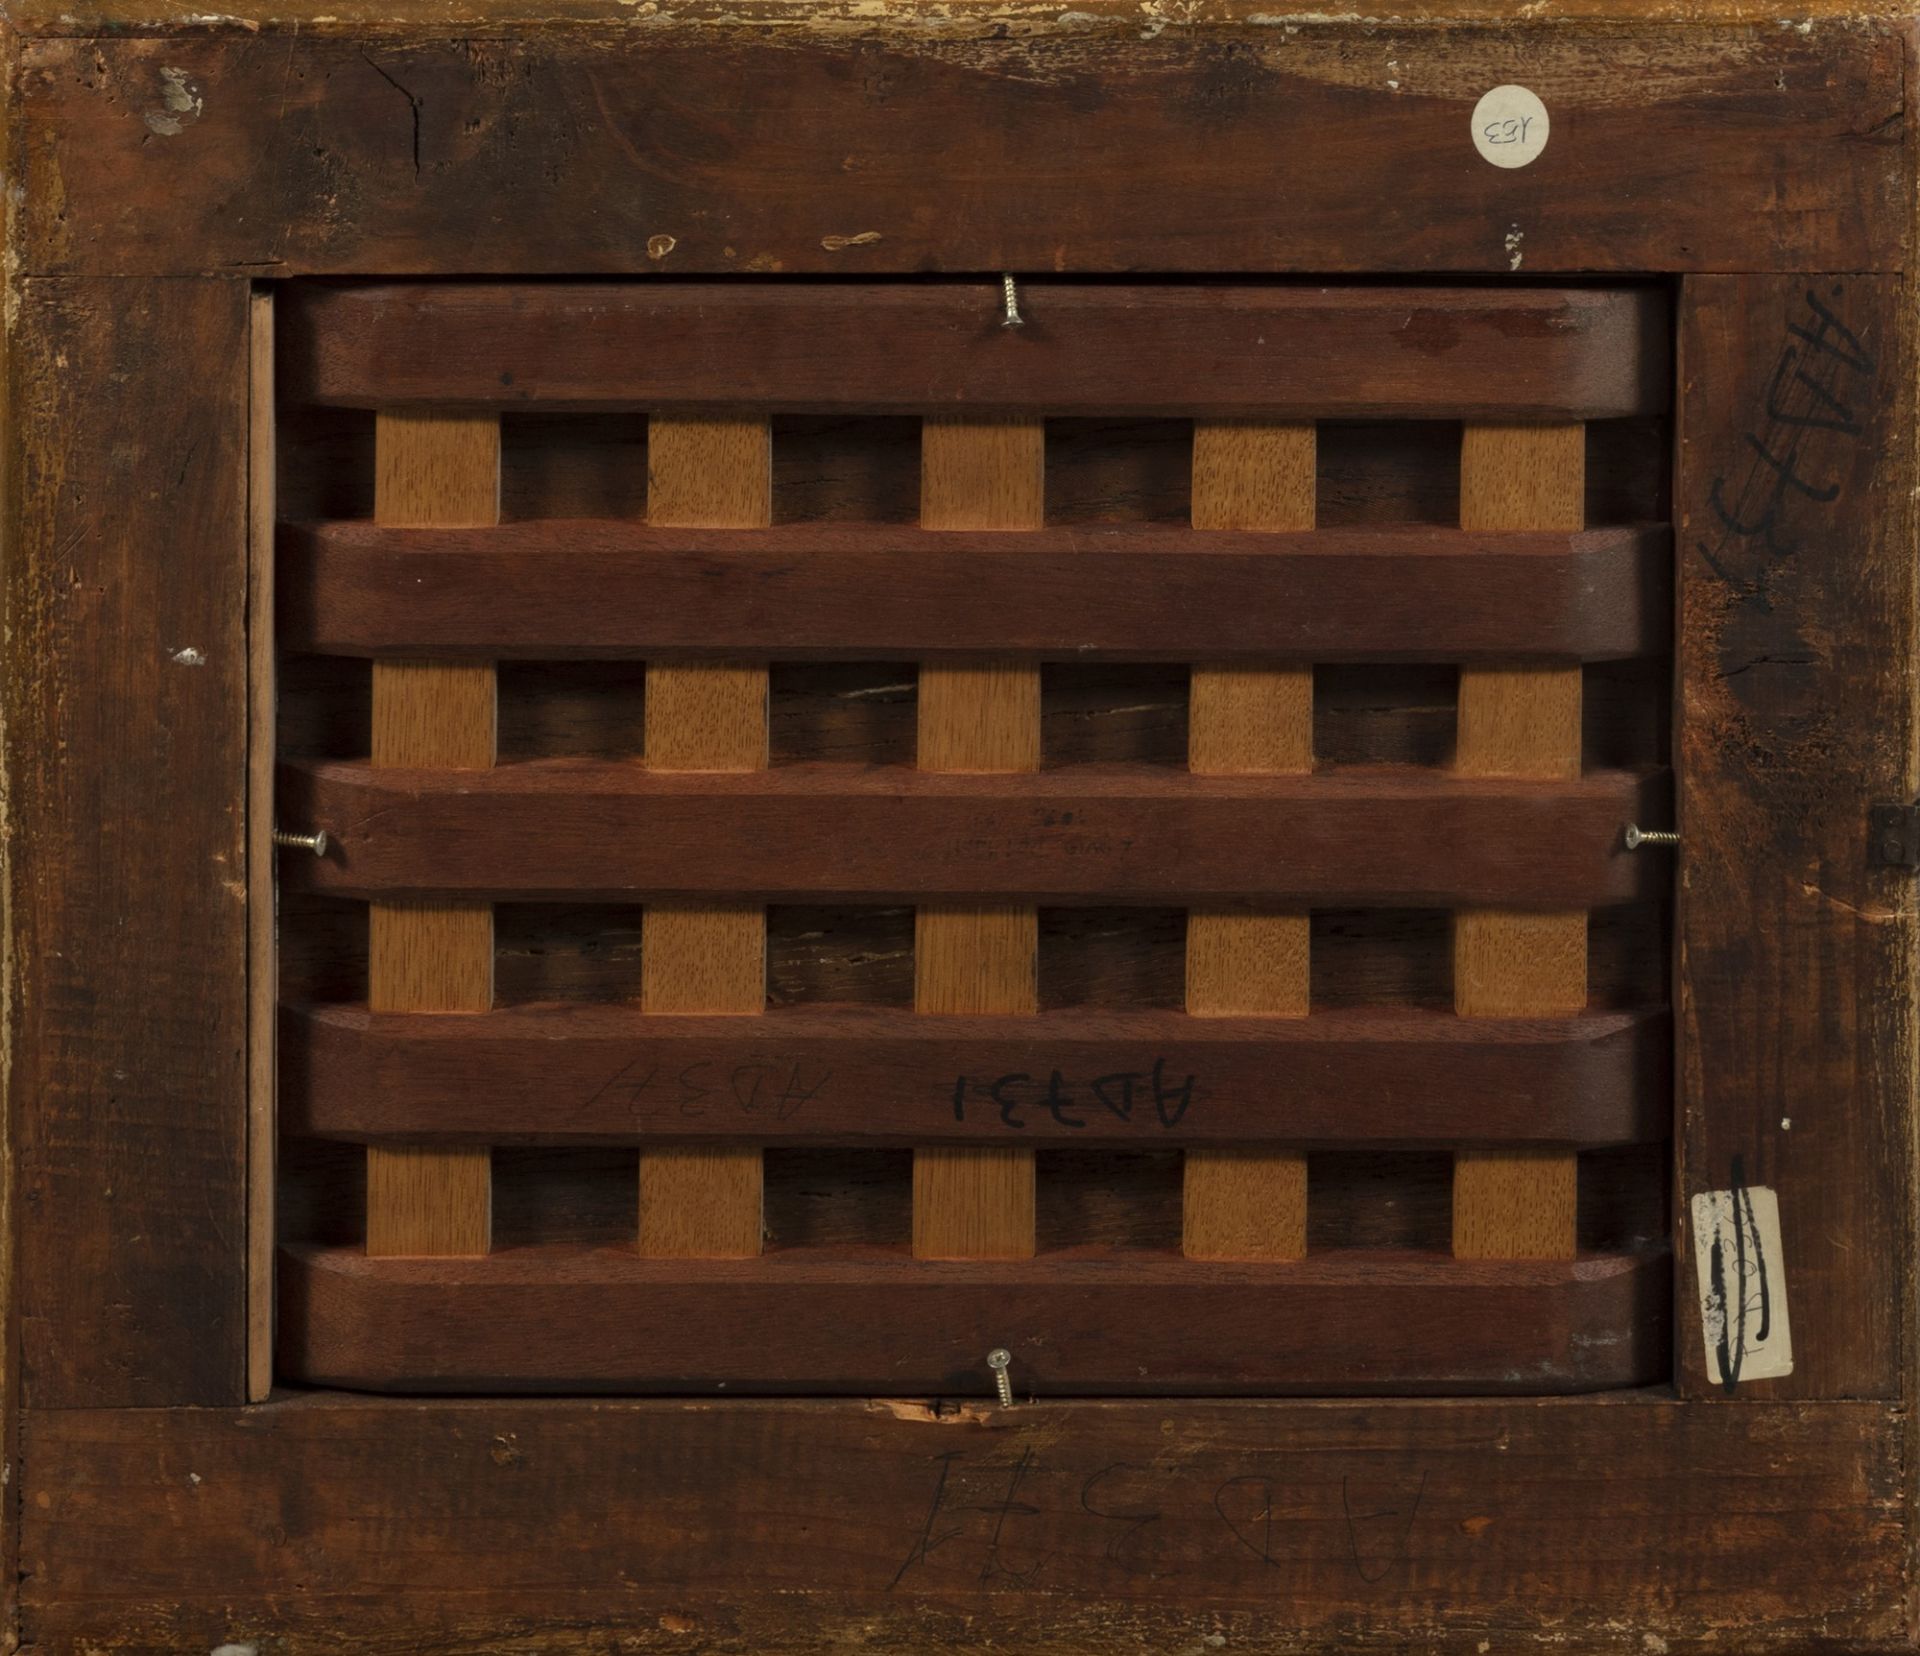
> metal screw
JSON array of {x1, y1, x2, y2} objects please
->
[
  {"x1": 1624, "y1": 824, "x2": 1679, "y2": 851},
  {"x1": 272, "y1": 827, "x2": 329, "y2": 857},
  {"x1": 986, "y1": 1347, "x2": 1013, "y2": 1407},
  {"x1": 1000, "y1": 273, "x2": 1024, "y2": 329}
]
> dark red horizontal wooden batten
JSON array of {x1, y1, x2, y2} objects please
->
[
  {"x1": 281, "y1": 521, "x2": 1667, "y2": 663},
  {"x1": 279, "y1": 760, "x2": 1669, "y2": 906},
  {"x1": 281, "y1": 1003, "x2": 1670, "y2": 1149},
  {"x1": 279, "y1": 282, "x2": 1670, "y2": 417},
  {"x1": 279, "y1": 1245, "x2": 1670, "y2": 1395}
]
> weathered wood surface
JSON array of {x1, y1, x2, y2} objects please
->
[
  {"x1": 282, "y1": 283, "x2": 1667, "y2": 417},
  {"x1": 279, "y1": 1244, "x2": 1669, "y2": 1392},
  {"x1": 10, "y1": 27, "x2": 1904, "y2": 277},
  {"x1": 7, "y1": 0, "x2": 1916, "y2": 31},
  {"x1": 19, "y1": 1396, "x2": 1903, "y2": 1652},
  {"x1": 6, "y1": 278, "x2": 251, "y2": 1407},
  {"x1": 1675, "y1": 275, "x2": 1915, "y2": 1399},
  {"x1": 282, "y1": 759, "x2": 1667, "y2": 906},
  {"x1": 282, "y1": 521, "x2": 1667, "y2": 663},
  {"x1": 281, "y1": 1002, "x2": 1671, "y2": 1148}
]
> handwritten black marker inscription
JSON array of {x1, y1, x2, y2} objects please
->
[
  {"x1": 1705, "y1": 1152, "x2": 1773, "y2": 1394},
  {"x1": 948, "y1": 1059, "x2": 1198, "y2": 1131},
  {"x1": 1704, "y1": 284, "x2": 1874, "y2": 573},
  {"x1": 582, "y1": 1056, "x2": 832, "y2": 1123}
]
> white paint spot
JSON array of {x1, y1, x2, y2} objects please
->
[
  {"x1": 646, "y1": 234, "x2": 677, "y2": 260},
  {"x1": 821, "y1": 230, "x2": 883, "y2": 251},
  {"x1": 1780, "y1": 1116, "x2": 1791, "y2": 1130},
  {"x1": 171, "y1": 646, "x2": 206, "y2": 666},
  {"x1": 1643, "y1": 1636, "x2": 1671, "y2": 1655},
  {"x1": 188, "y1": 1471, "x2": 203, "y2": 1485},
  {"x1": 1504, "y1": 226, "x2": 1525, "y2": 272},
  {"x1": 1472, "y1": 85, "x2": 1550, "y2": 169},
  {"x1": 211, "y1": 1645, "x2": 259, "y2": 1656},
  {"x1": 146, "y1": 66, "x2": 205, "y2": 137}
]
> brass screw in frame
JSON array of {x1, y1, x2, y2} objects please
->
[
  {"x1": 1623, "y1": 824, "x2": 1679, "y2": 851},
  {"x1": 987, "y1": 1347, "x2": 1014, "y2": 1407},
  {"x1": 1000, "y1": 274, "x2": 1024, "y2": 329},
  {"x1": 273, "y1": 827, "x2": 330, "y2": 857}
]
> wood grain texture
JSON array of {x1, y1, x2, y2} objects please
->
[
  {"x1": 282, "y1": 519, "x2": 1667, "y2": 664},
  {"x1": 639, "y1": 416, "x2": 770, "y2": 1258},
  {"x1": 282, "y1": 1002, "x2": 1672, "y2": 1148},
  {"x1": 914, "y1": 420, "x2": 1044, "y2": 1260},
  {"x1": 366, "y1": 411, "x2": 499, "y2": 1258},
  {"x1": 282, "y1": 284, "x2": 1668, "y2": 417},
  {"x1": 9, "y1": 278, "x2": 250, "y2": 1406},
  {"x1": 28, "y1": 29, "x2": 1899, "y2": 279},
  {"x1": 1185, "y1": 421, "x2": 1314, "y2": 1260},
  {"x1": 247, "y1": 286, "x2": 278, "y2": 1401},
  {"x1": 287, "y1": 758, "x2": 1667, "y2": 907},
  {"x1": 1453, "y1": 424, "x2": 1586, "y2": 1261},
  {"x1": 10, "y1": 0, "x2": 1917, "y2": 30},
  {"x1": 278, "y1": 1244, "x2": 1667, "y2": 1393},
  {"x1": 1676, "y1": 276, "x2": 1913, "y2": 1398},
  {"x1": 24, "y1": 1394, "x2": 1896, "y2": 1653}
]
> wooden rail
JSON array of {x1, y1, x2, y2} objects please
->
[
  {"x1": 280, "y1": 1244, "x2": 1670, "y2": 1393},
  {"x1": 280, "y1": 521, "x2": 1666, "y2": 663},
  {"x1": 280, "y1": 760, "x2": 1667, "y2": 906},
  {"x1": 281, "y1": 1003, "x2": 1671, "y2": 1148},
  {"x1": 281, "y1": 282, "x2": 1670, "y2": 418}
]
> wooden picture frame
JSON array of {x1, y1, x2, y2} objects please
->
[{"x1": 3, "y1": 1, "x2": 1913, "y2": 1647}]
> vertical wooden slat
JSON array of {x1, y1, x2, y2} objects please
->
[
  {"x1": 365, "y1": 413, "x2": 498, "y2": 1258},
  {"x1": 913, "y1": 419, "x2": 1043, "y2": 1260},
  {"x1": 639, "y1": 417, "x2": 769, "y2": 1258},
  {"x1": 1183, "y1": 422, "x2": 1314, "y2": 1260},
  {"x1": 247, "y1": 286, "x2": 278, "y2": 1396},
  {"x1": 1453, "y1": 423, "x2": 1585, "y2": 1259}
]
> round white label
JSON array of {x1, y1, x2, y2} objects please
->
[{"x1": 1471, "y1": 85, "x2": 1550, "y2": 169}]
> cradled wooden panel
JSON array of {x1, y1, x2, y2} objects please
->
[
  {"x1": 284, "y1": 759, "x2": 1668, "y2": 907},
  {"x1": 21, "y1": 1395, "x2": 1902, "y2": 1652},
  {"x1": 365, "y1": 411, "x2": 500, "y2": 1259},
  {"x1": 18, "y1": 29, "x2": 1904, "y2": 278},
  {"x1": 279, "y1": 1244, "x2": 1668, "y2": 1393},
  {"x1": 282, "y1": 521, "x2": 1667, "y2": 663},
  {"x1": 1453, "y1": 423, "x2": 1588, "y2": 1262},
  {"x1": 913, "y1": 418, "x2": 1044, "y2": 1261},
  {"x1": 637, "y1": 415, "x2": 771, "y2": 1259},
  {"x1": 282, "y1": 1003, "x2": 1671, "y2": 1148},
  {"x1": 1676, "y1": 276, "x2": 1914, "y2": 1397},
  {"x1": 1185, "y1": 419, "x2": 1315, "y2": 1261},
  {"x1": 282, "y1": 284, "x2": 1668, "y2": 417}
]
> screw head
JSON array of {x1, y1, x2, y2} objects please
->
[{"x1": 987, "y1": 1348, "x2": 1011, "y2": 1371}]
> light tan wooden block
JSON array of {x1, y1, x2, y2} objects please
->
[
  {"x1": 912, "y1": 419, "x2": 1045, "y2": 1260},
  {"x1": 638, "y1": 416, "x2": 771, "y2": 1258},
  {"x1": 1184, "y1": 421, "x2": 1315, "y2": 1261},
  {"x1": 1454, "y1": 422, "x2": 1585, "y2": 1260},
  {"x1": 365, "y1": 411, "x2": 499, "y2": 1258}
]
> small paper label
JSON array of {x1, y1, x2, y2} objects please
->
[
  {"x1": 1690, "y1": 1183, "x2": 1793, "y2": 1388},
  {"x1": 1472, "y1": 85, "x2": 1551, "y2": 169}
]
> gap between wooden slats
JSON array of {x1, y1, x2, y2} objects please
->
[
  {"x1": 1454, "y1": 424, "x2": 1585, "y2": 1259},
  {"x1": 1184, "y1": 422, "x2": 1313, "y2": 1260},
  {"x1": 913, "y1": 419, "x2": 1043, "y2": 1260},
  {"x1": 638, "y1": 418, "x2": 768, "y2": 1258},
  {"x1": 365, "y1": 412, "x2": 498, "y2": 1257}
]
